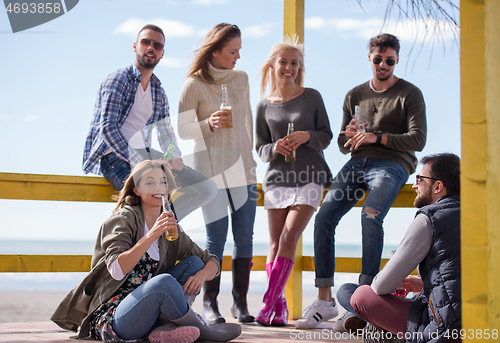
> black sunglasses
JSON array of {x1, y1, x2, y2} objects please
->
[
  {"x1": 139, "y1": 38, "x2": 164, "y2": 51},
  {"x1": 415, "y1": 174, "x2": 439, "y2": 185},
  {"x1": 372, "y1": 56, "x2": 396, "y2": 66}
]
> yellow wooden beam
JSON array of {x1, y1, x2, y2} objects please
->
[
  {"x1": 283, "y1": 0, "x2": 304, "y2": 42},
  {"x1": 461, "y1": 0, "x2": 500, "y2": 335},
  {"x1": 461, "y1": 0, "x2": 489, "y2": 337},
  {"x1": 0, "y1": 255, "x2": 92, "y2": 273},
  {"x1": 283, "y1": 0, "x2": 305, "y2": 320},
  {"x1": 1, "y1": 172, "x2": 415, "y2": 207},
  {"x1": 485, "y1": 0, "x2": 500, "y2": 332},
  {"x1": 1, "y1": 254, "x2": 419, "y2": 275},
  {"x1": 0, "y1": 172, "x2": 116, "y2": 202}
]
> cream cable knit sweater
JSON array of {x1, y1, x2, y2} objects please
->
[{"x1": 178, "y1": 63, "x2": 257, "y2": 189}]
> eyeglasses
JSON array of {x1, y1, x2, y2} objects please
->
[
  {"x1": 139, "y1": 38, "x2": 164, "y2": 51},
  {"x1": 415, "y1": 174, "x2": 439, "y2": 185},
  {"x1": 372, "y1": 56, "x2": 396, "y2": 66}
]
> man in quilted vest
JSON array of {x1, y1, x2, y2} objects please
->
[{"x1": 338, "y1": 153, "x2": 461, "y2": 343}]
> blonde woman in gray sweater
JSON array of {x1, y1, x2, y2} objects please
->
[
  {"x1": 178, "y1": 23, "x2": 257, "y2": 325},
  {"x1": 254, "y1": 36, "x2": 333, "y2": 326}
]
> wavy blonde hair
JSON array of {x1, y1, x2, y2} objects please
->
[
  {"x1": 113, "y1": 160, "x2": 177, "y2": 213},
  {"x1": 187, "y1": 23, "x2": 241, "y2": 84},
  {"x1": 260, "y1": 34, "x2": 305, "y2": 98}
]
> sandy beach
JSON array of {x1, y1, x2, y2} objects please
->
[{"x1": 0, "y1": 290, "x2": 321, "y2": 324}]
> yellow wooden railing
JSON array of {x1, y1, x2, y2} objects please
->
[{"x1": 0, "y1": 172, "x2": 416, "y2": 319}]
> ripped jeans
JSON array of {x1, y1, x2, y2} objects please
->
[{"x1": 314, "y1": 158, "x2": 408, "y2": 287}]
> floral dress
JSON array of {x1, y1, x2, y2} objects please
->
[{"x1": 90, "y1": 253, "x2": 158, "y2": 342}]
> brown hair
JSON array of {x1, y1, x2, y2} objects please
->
[
  {"x1": 137, "y1": 24, "x2": 165, "y2": 42},
  {"x1": 259, "y1": 34, "x2": 305, "y2": 98},
  {"x1": 368, "y1": 33, "x2": 400, "y2": 55},
  {"x1": 187, "y1": 23, "x2": 241, "y2": 84},
  {"x1": 113, "y1": 160, "x2": 177, "y2": 213}
]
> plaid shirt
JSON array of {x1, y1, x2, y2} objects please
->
[{"x1": 83, "y1": 63, "x2": 181, "y2": 175}]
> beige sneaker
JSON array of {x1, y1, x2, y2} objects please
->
[{"x1": 332, "y1": 311, "x2": 366, "y2": 333}]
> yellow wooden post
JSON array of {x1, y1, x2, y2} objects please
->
[
  {"x1": 283, "y1": 0, "x2": 305, "y2": 320},
  {"x1": 461, "y1": 0, "x2": 500, "y2": 338}
]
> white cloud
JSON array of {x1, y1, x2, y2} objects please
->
[
  {"x1": 243, "y1": 24, "x2": 272, "y2": 38},
  {"x1": 304, "y1": 16, "x2": 327, "y2": 30},
  {"x1": 115, "y1": 18, "x2": 195, "y2": 39},
  {"x1": 0, "y1": 114, "x2": 11, "y2": 121},
  {"x1": 386, "y1": 18, "x2": 457, "y2": 43},
  {"x1": 159, "y1": 56, "x2": 185, "y2": 68},
  {"x1": 305, "y1": 16, "x2": 457, "y2": 43},
  {"x1": 192, "y1": 0, "x2": 229, "y2": 5},
  {"x1": 23, "y1": 115, "x2": 38, "y2": 122}
]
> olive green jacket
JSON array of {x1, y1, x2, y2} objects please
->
[{"x1": 50, "y1": 205, "x2": 219, "y2": 338}]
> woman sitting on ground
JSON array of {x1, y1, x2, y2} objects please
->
[{"x1": 51, "y1": 160, "x2": 241, "y2": 343}]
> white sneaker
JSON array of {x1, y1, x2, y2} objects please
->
[
  {"x1": 295, "y1": 298, "x2": 338, "y2": 329},
  {"x1": 331, "y1": 311, "x2": 366, "y2": 333}
]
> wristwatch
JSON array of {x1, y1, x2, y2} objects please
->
[{"x1": 374, "y1": 131, "x2": 383, "y2": 144}]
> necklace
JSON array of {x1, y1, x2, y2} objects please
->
[{"x1": 372, "y1": 76, "x2": 397, "y2": 113}]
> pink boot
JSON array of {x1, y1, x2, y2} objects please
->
[
  {"x1": 265, "y1": 262, "x2": 288, "y2": 326},
  {"x1": 272, "y1": 295, "x2": 288, "y2": 326},
  {"x1": 256, "y1": 257, "x2": 294, "y2": 326}
]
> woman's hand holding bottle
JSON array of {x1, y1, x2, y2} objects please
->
[
  {"x1": 208, "y1": 110, "x2": 232, "y2": 130},
  {"x1": 148, "y1": 211, "x2": 177, "y2": 241}
]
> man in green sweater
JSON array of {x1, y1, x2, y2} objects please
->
[{"x1": 296, "y1": 33, "x2": 427, "y2": 331}]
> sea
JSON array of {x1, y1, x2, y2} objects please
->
[{"x1": 0, "y1": 239, "x2": 399, "y2": 296}]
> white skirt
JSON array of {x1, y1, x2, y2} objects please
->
[{"x1": 264, "y1": 183, "x2": 325, "y2": 210}]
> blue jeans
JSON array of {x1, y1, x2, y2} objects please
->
[
  {"x1": 112, "y1": 255, "x2": 204, "y2": 340},
  {"x1": 100, "y1": 153, "x2": 217, "y2": 222},
  {"x1": 337, "y1": 283, "x2": 360, "y2": 316},
  {"x1": 314, "y1": 158, "x2": 408, "y2": 287},
  {"x1": 101, "y1": 153, "x2": 131, "y2": 191},
  {"x1": 202, "y1": 184, "x2": 257, "y2": 261}
]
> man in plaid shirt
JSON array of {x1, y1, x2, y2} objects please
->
[{"x1": 83, "y1": 24, "x2": 216, "y2": 221}]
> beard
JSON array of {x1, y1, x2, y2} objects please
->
[
  {"x1": 137, "y1": 54, "x2": 159, "y2": 70},
  {"x1": 376, "y1": 70, "x2": 392, "y2": 82},
  {"x1": 414, "y1": 187, "x2": 433, "y2": 208}
]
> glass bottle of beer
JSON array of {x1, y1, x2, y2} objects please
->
[
  {"x1": 285, "y1": 122, "x2": 296, "y2": 163},
  {"x1": 354, "y1": 105, "x2": 366, "y2": 133},
  {"x1": 220, "y1": 84, "x2": 233, "y2": 128}
]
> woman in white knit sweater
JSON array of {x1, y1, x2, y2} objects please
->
[{"x1": 178, "y1": 23, "x2": 257, "y2": 325}]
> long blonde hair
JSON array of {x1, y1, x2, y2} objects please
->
[
  {"x1": 113, "y1": 160, "x2": 177, "y2": 213},
  {"x1": 187, "y1": 23, "x2": 241, "y2": 84},
  {"x1": 259, "y1": 35, "x2": 305, "y2": 98}
]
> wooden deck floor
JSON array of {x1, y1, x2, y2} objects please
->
[{"x1": 0, "y1": 319, "x2": 364, "y2": 342}]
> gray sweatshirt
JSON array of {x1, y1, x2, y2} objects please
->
[
  {"x1": 255, "y1": 88, "x2": 333, "y2": 192},
  {"x1": 371, "y1": 214, "x2": 432, "y2": 295}
]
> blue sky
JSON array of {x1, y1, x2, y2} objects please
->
[{"x1": 0, "y1": 0, "x2": 460, "y2": 253}]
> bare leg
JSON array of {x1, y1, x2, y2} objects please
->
[
  {"x1": 266, "y1": 208, "x2": 289, "y2": 264},
  {"x1": 276, "y1": 205, "x2": 316, "y2": 260},
  {"x1": 318, "y1": 287, "x2": 333, "y2": 302}
]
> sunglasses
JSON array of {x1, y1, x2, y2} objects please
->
[
  {"x1": 415, "y1": 174, "x2": 439, "y2": 185},
  {"x1": 372, "y1": 56, "x2": 396, "y2": 66},
  {"x1": 139, "y1": 38, "x2": 164, "y2": 51}
]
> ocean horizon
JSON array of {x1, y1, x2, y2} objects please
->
[{"x1": 0, "y1": 239, "x2": 399, "y2": 295}]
